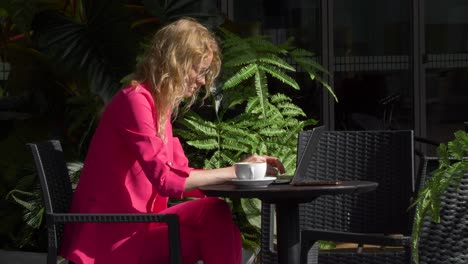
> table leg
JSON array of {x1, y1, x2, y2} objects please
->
[{"x1": 275, "y1": 201, "x2": 300, "y2": 264}]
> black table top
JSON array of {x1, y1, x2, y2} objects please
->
[{"x1": 200, "y1": 180, "x2": 378, "y2": 203}]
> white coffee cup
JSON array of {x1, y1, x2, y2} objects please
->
[{"x1": 234, "y1": 161, "x2": 267, "y2": 180}]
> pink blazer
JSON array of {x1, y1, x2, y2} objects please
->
[{"x1": 61, "y1": 83, "x2": 201, "y2": 264}]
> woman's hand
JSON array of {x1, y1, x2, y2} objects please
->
[{"x1": 242, "y1": 154, "x2": 286, "y2": 176}]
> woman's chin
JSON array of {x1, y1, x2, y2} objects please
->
[{"x1": 184, "y1": 88, "x2": 198, "y2": 98}]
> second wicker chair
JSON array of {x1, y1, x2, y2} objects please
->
[{"x1": 261, "y1": 126, "x2": 416, "y2": 264}]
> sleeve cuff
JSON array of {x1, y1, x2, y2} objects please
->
[{"x1": 162, "y1": 165, "x2": 194, "y2": 198}]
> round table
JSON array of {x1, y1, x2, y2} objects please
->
[{"x1": 200, "y1": 180, "x2": 378, "y2": 264}]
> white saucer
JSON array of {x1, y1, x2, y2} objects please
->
[{"x1": 230, "y1": 176, "x2": 276, "y2": 188}]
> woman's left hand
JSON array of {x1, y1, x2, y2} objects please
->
[{"x1": 242, "y1": 155, "x2": 286, "y2": 176}]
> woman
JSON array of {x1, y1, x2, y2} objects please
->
[{"x1": 60, "y1": 18, "x2": 285, "y2": 264}]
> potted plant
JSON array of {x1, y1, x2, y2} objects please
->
[
  {"x1": 411, "y1": 130, "x2": 468, "y2": 263},
  {"x1": 174, "y1": 27, "x2": 336, "y2": 259}
]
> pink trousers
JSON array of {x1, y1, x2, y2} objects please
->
[{"x1": 139, "y1": 197, "x2": 242, "y2": 264}]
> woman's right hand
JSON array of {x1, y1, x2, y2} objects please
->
[{"x1": 241, "y1": 154, "x2": 286, "y2": 176}]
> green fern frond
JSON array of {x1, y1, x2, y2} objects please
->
[
  {"x1": 277, "y1": 102, "x2": 307, "y2": 117},
  {"x1": 241, "y1": 198, "x2": 262, "y2": 217},
  {"x1": 219, "y1": 125, "x2": 255, "y2": 138},
  {"x1": 257, "y1": 128, "x2": 287, "y2": 137},
  {"x1": 24, "y1": 207, "x2": 44, "y2": 228},
  {"x1": 223, "y1": 64, "x2": 258, "y2": 89},
  {"x1": 281, "y1": 108, "x2": 308, "y2": 118},
  {"x1": 217, "y1": 151, "x2": 239, "y2": 165},
  {"x1": 173, "y1": 128, "x2": 200, "y2": 141},
  {"x1": 220, "y1": 126, "x2": 258, "y2": 141},
  {"x1": 180, "y1": 115, "x2": 218, "y2": 137},
  {"x1": 249, "y1": 118, "x2": 283, "y2": 131},
  {"x1": 224, "y1": 119, "x2": 258, "y2": 130},
  {"x1": 294, "y1": 56, "x2": 329, "y2": 75},
  {"x1": 246, "y1": 100, "x2": 285, "y2": 122},
  {"x1": 262, "y1": 140, "x2": 293, "y2": 150},
  {"x1": 219, "y1": 138, "x2": 252, "y2": 152},
  {"x1": 6, "y1": 189, "x2": 38, "y2": 211},
  {"x1": 186, "y1": 139, "x2": 219, "y2": 150},
  {"x1": 281, "y1": 155, "x2": 297, "y2": 173},
  {"x1": 281, "y1": 118, "x2": 303, "y2": 129},
  {"x1": 263, "y1": 144, "x2": 296, "y2": 164},
  {"x1": 263, "y1": 111, "x2": 284, "y2": 124},
  {"x1": 259, "y1": 64, "x2": 300, "y2": 90},
  {"x1": 223, "y1": 54, "x2": 257, "y2": 68},
  {"x1": 223, "y1": 111, "x2": 255, "y2": 124},
  {"x1": 270, "y1": 93, "x2": 292, "y2": 102},
  {"x1": 215, "y1": 86, "x2": 252, "y2": 116},
  {"x1": 253, "y1": 141, "x2": 269, "y2": 155},
  {"x1": 246, "y1": 38, "x2": 287, "y2": 54},
  {"x1": 254, "y1": 71, "x2": 268, "y2": 117},
  {"x1": 258, "y1": 54, "x2": 296, "y2": 71},
  {"x1": 311, "y1": 73, "x2": 338, "y2": 102},
  {"x1": 302, "y1": 118, "x2": 319, "y2": 128},
  {"x1": 272, "y1": 99, "x2": 308, "y2": 119},
  {"x1": 221, "y1": 124, "x2": 257, "y2": 139},
  {"x1": 290, "y1": 48, "x2": 315, "y2": 58},
  {"x1": 264, "y1": 103, "x2": 285, "y2": 117},
  {"x1": 244, "y1": 97, "x2": 261, "y2": 114},
  {"x1": 204, "y1": 151, "x2": 236, "y2": 169}
]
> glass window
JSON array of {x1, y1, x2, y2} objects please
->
[
  {"x1": 426, "y1": 68, "x2": 468, "y2": 143},
  {"x1": 334, "y1": 71, "x2": 412, "y2": 131},
  {"x1": 334, "y1": 0, "x2": 410, "y2": 56},
  {"x1": 426, "y1": 0, "x2": 468, "y2": 54},
  {"x1": 229, "y1": 0, "x2": 324, "y2": 120},
  {"x1": 425, "y1": 0, "x2": 468, "y2": 145},
  {"x1": 333, "y1": 1, "x2": 412, "y2": 131}
]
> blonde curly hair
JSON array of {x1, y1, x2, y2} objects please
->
[{"x1": 133, "y1": 18, "x2": 221, "y2": 138}]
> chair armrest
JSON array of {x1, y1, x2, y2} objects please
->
[
  {"x1": 50, "y1": 213, "x2": 181, "y2": 264},
  {"x1": 51, "y1": 212, "x2": 178, "y2": 223}
]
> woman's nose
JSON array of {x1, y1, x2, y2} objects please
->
[{"x1": 196, "y1": 76, "x2": 206, "y2": 85}]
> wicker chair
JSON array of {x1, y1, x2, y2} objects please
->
[
  {"x1": 416, "y1": 156, "x2": 468, "y2": 264},
  {"x1": 261, "y1": 126, "x2": 415, "y2": 264},
  {"x1": 28, "y1": 140, "x2": 182, "y2": 264}
]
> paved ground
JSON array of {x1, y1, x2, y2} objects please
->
[
  {"x1": 0, "y1": 249, "x2": 256, "y2": 263},
  {"x1": 0, "y1": 250, "x2": 47, "y2": 264}
]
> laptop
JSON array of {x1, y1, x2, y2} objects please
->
[{"x1": 273, "y1": 127, "x2": 342, "y2": 186}]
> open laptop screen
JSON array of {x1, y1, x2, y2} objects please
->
[{"x1": 285, "y1": 127, "x2": 342, "y2": 186}]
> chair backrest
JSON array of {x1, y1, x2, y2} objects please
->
[
  {"x1": 28, "y1": 140, "x2": 73, "y2": 246},
  {"x1": 298, "y1": 126, "x2": 415, "y2": 234},
  {"x1": 417, "y1": 157, "x2": 468, "y2": 263}
]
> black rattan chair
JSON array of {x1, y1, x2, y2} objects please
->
[
  {"x1": 261, "y1": 126, "x2": 416, "y2": 264},
  {"x1": 28, "y1": 140, "x2": 182, "y2": 264},
  {"x1": 416, "y1": 156, "x2": 468, "y2": 264}
]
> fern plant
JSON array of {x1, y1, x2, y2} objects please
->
[
  {"x1": 5, "y1": 161, "x2": 83, "y2": 250},
  {"x1": 410, "y1": 130, "x2": 468, "y2": 264},
  {"x1": 175, "y1": 28, "x2": 335, "y2": 251},
  {"x1": 177, "y1": 28, "x2": 334, "y2": 170}
]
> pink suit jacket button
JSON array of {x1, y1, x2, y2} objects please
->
[{"x1": 167, "y1": 161, "x2": 173, "y2": 166}]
